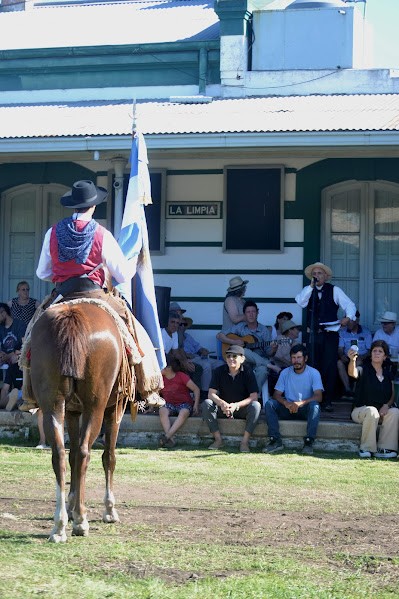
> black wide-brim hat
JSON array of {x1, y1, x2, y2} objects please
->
[{"x1": 61, "y1": 180, "x2": 108, "y2": 209}]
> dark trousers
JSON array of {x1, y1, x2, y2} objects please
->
[{"x1": 310, "y1": 331, "x2": 338, "y2": 406}]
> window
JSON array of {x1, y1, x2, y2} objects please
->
[
  {"x1": 322, "y1": 180, "x2": 399, "y2": 329},
  {"x1": 223, "y1": 166, "x2": 284, "y2": 252}
]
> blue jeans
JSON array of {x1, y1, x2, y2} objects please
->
[{"x1": 265, "y1": 399, "x2": 320, "y2": 440}]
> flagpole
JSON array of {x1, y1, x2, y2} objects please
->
[{"x1": 131, "y1": 98, "x2": 137, "y2": 314}]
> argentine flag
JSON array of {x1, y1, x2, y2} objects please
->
[{"x1": 117, "y1": 132, "x2": 166, "y2": 369}]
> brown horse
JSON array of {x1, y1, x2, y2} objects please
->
[{"x1": 30, "y1": 301, "x2": 131, "y2": 543}]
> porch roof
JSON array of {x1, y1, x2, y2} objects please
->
[
  {"x1": 0, "y1": 94, "x2": 399, "y2": 151},
  {"x1": 0, "y1": 1, "x2": 219, "y2": 50}
]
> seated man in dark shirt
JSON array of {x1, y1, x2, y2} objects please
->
[{"x1": 201, "y1": 345, "x2": 261, "y2": 452}]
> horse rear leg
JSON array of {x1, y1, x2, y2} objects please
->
[
  {"x1": 42, "y1": 406, "x2": 68, "y2": 543},
  {"x1": 65, "y1": 410, "x2": 81, "y2": 521},
  {"x1": 101, "y1": 404, "x2": 123, "y2": 524},
  {"x1": 70, "y1": 410, "x2": 104, "y2": 537}
]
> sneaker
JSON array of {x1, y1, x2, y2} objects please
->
[
  {"x1": 302, "y1": 437, "x2": 314, "y2": 455},
  {"x1": 263, "y1": 437, "x2": 283, "y2": 454},
  {"x1": 35, "y1": 444, "x2": 50, "y2": 450},
  {"x1": 374, "y1": 448, "x2": 397, "y2": 459},
  {"x1": 358, "y1": 449, "x2": 372, "y2": 458}
]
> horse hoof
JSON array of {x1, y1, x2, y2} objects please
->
[
  {"x1": 72, "y1": 526, "x2": 89, "y2": 537},
  {"x1": 49, "y1": 533, "x2": 67, "y2": 543},
  {"x1": 103, "y1": 510, "x2": 120, "y2": 524}
]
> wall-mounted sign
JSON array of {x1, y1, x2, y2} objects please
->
[{"x1": 167, "y1": 202, "x2": 222, "y2": 219}]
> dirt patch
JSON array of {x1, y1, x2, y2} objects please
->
[{"x1": 1, "y1": 495, "x2": 399, "y2": 561}]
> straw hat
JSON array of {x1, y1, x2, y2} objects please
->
[
  {"x1": 304, "y1": 262, "x2": 332, "y2": 280},
  {"x1": 227, "y1": 276, "x2": 248, "y2": 292},
  {"x1": 379, "y1": 311, "x2": 397, "y2": 323},
  {"x1": 281, "y1": 320, "x2": 300, "y2": 334}
]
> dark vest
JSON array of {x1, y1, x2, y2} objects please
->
[{"x1": 307, "y1": 282, "x2": 338, "y2": 329}]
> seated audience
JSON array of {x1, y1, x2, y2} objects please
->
[
  {"x1": 169, "y1": 301, "x2": 187, "y2": 347},
  {"x1": 8, "y1": 281, "x2": 39, "y2": 325},
  {"x1": 181, "y1": 316, "x2": 224, "y2": 399},
  {"x1": 161, "y1": 311, "x2": 203, "y2": 390},
  {"x1": 266, "y1": 320, "x2": 300, "y2": 397},
  {"x1": 264, "y1": 344, "x2": 323, "y2": 455},
  {"x1": 202, "y1": 345, "x2": 261, "y2": 452},
  {"x1": 158, "y1": 353, "x2": 200, "y2": 448},
  {"x1": 271, "y1": 311, "x2": 293, "y2": 341},
  {"x1": 0, "y1": 303, "x2": 26, "y2": 409},
  {"x1": 373, "y1": 312, "x2": 399, "y2": 358},
  {"x1": 217, "y1": 300, "x2": 276, "y2": 399},
  {"x1": 337, "y1": 310, "x2": 372, "y2": 397},
  {"x1": 349, "y1": 340, "x2": 399, "y2": 459},
  {"x1": 222, "y1": 276, "x2": 248, "y2": 331}
]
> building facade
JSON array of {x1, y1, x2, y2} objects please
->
[{"x1": 0, "y1": 0, "x2": 398, "y2": 349}]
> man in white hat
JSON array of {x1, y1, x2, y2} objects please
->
[
  {"x1": 373, "y1": 312, "x2": 399, "y2": 357},
  {"x1": 295, "y1": 262, "x2": 356, "y2": 412},
  {"x1": 222, "y1": 276, "x2": 249, "y2": 331}
]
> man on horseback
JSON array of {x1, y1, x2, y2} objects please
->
[{"x1": 20, "y1": 180, "x2": 164, "y2": 412}]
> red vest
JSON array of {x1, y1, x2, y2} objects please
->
[{"x1": 50, "y1": 220, "x2": 105, "y2": 286}]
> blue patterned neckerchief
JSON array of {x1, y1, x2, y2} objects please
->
[{"x1": 55, "y1": 216, "x2": 98, "y2": 264}]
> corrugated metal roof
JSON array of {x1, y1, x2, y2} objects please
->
[
  {"x1": 0, "y1": 1, "x2": 219, "y2": 50},
  {"x1": 0, "y1": 95, "x2": 398, "y2": 140}
]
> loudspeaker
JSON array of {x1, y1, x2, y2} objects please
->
[{"x1": 155, "y1": 286, "x2": 171, "y2": 328}]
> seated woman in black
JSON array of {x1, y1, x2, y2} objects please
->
[{"x1": 349, "y1": 339, "x2": 399, "y2": 459}]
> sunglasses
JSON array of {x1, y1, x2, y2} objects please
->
[
  {"x1": 226, "y1": 354, "x2": 239, "y2": 359},
  {"x1": 20, "y1": 288, "x2": 30, "y2": 291}
]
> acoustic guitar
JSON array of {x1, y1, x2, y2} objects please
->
[{"x1": 221, "y1": 333, "x2": 292, "y2": 361}]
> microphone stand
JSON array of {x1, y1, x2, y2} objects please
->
[{"x1": 309, "y1": 278, "x2": 317, "y2": 367}]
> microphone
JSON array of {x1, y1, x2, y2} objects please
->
[{"x1": 312, "y1": 276, "x2": 318, "y2": 285}]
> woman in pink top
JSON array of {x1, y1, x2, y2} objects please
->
[{"x1": 159, "y1": 353, "x2": 200, "y2": 448}]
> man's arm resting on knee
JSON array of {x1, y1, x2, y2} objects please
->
[
  {"x1": 208, "y1": 387, "x2": 230, "y2": 415},
  {"x1": 228, "y1": 392, "x2": 258, "y2": 414}
]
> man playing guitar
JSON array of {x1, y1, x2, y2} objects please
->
[{"x1": 217, "y1": 300, "x2": 276, "y2": 400}]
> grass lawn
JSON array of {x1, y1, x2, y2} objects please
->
[{"x1": 1, "y1": 442, "x2": 398, "y2": 598}]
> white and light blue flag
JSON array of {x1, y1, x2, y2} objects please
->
[{"x1": 117, "y1": 132, "x2": 166, "y2": 369}]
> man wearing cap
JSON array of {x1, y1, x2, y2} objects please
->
[
  {"x1": 337, "y1": 311, "x2": 372, "y2": 397},
  {"x1": 161, "y1": 311, "x2": 203, "y2": 391},
  {"x1": 295, "y1": 262, "x2": 356, "y2": 411},
  {"x1": 202, "y1": 345, "x2": 261, "y2": 452},
  {"x1": 373, "y1": 312, "x2": 399, "y2": 356},
  {"x1": 222, "y1": 276, "x2": 248, "y2": 331},
  {"x1": 169, "y1": 301, "x2": 188, "y2": 348},
  {"x1": 20, "y1": 180, "x2": 163, "y2": 411}
]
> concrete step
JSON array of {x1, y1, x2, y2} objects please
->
[{"x1": 0, "y1": 409, "x2": 362, "y2": 453}]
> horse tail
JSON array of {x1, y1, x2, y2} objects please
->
[{"x1": 50, "y1": 305, "x2": 91, "y2": 379}]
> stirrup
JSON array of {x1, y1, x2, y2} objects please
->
[{"x1": 145, "y1": 392, "x2": 165, "y2": 409}]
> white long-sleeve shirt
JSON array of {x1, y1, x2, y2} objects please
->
[
  {"x1": 36, "y1": 213, "x2": 136, "y2": 284},
  {"x1": 295, "y1": 284, "x2": 356, "y2": 331}
]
